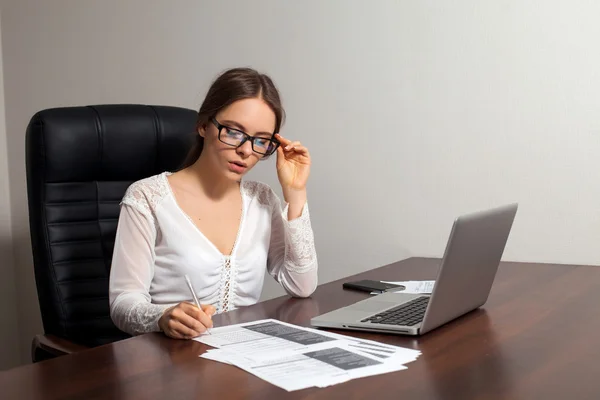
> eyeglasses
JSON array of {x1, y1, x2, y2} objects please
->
[{"x1": 211, "y1": 117, "x2": 280, "y2": 156}]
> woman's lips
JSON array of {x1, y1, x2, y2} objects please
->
[{"x1": 228, "y1": 161, "x2": 247, "y2": 174}]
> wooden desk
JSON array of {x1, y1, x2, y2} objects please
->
[{"x1": 2, "y1": 257, "x2": 600, "y2": 399}]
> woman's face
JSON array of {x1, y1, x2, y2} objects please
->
[{"x1": 199, "y1": 98, "x2": 277, "y2": 181}]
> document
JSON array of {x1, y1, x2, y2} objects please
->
[
  {"x1": 378, "y1": 280, "x2": 435, "y2": 294},
  {"x1": 194, "y1": 319, "x2": 421, "y2": 391}
]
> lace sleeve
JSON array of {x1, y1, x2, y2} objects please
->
[
  {"x1": 120, "y1": 174, "x2": 168, "y2": 220},
  {"x1": 266, "y1": 188, "x2": 318, "y2": 298},
  {"x1": 109, "y1": 203, "x2": 174, "y2": 335}
]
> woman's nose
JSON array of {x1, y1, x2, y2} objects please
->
[{"x1": 236, "y1": 140, "x2": 253, "y2": 156}]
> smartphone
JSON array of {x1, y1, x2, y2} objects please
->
[{"x1": 342, "y1": 280, "x2": 405, "y2": 294}]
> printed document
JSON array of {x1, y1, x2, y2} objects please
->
[
  {"x1": 379, "y1": 280, "x2": 435, "y2": 294},
  {"x1": 194, "y1": 319, "x2": 421, "y2": 391}
]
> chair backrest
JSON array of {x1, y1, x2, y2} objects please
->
[{"x1": 26, "y1": 104, "x2": 197, "y2": 347}]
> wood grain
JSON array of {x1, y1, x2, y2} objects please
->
[{"x1": 2, "y1": 257, "x2": 600, "y2": 399}]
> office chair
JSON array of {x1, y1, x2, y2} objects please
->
[{"x1": 26, "y1": 104, "x2": 198, "y2": 362}]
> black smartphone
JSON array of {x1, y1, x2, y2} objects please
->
[{"x1": 342, "y1": 280, "x2": 405, "y2": 294}]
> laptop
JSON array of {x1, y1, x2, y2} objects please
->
[{"x1": 310, "y1": 203, "x2": 518, "y2": 336}]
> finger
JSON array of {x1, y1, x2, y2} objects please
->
[
  {"x1": 276, "y1": 134, "x2": 296, "y2": 148},
  {"x1": 276, "y1": 146, "x2": 285, "y2": 161},
  {"x1": 163, "y1": 324, "x2": 185, "y2": 339},
  {"x1": 202, "y1": 304, "x2": 216, "y2": 316},
  {"x1": 274, "y1": 133, "x2": 290, "y2": 145},
  {"x1": 170, "y1": 320, "x2": 202, "y2": 339},
  {"x1": 182, "y1": 303, "x2": 213, "y2": 329},
  {"x1": 284, "y1": 141, "x2": 302, "y2": 151},
  {"x1": 165, "y1": 316, "x2": 200, "y2": 339},
  {"x1": 172, "y1": 306, "x2": 207, "y2": 332},
  {"x1": 182, "y1": 310, "x2": 210, "y2": 333},
  {"x1": 291, "y1": 145, "x2": 309, "y2": 154}
]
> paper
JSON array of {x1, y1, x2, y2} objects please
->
[
  {"x1": 194, "y1": 319, "x2": 421, "y2": 392},
  {"x1": 372, "y1": 280, "x2": 435, "y2": 295}
]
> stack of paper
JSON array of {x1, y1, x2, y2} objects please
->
[
  {"x1": 194, "y1": 319, "x2": 421, "y2": 392},
  {"x1": 370, "y1": 280, "x2": 436, "y2": 295}
]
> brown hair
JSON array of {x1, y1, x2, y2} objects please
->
[{"x1": 180, "y1": 67, "x2": 285, "y2": 169}]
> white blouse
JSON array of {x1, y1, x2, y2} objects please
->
[{"x1": 109, "y1": 172, "x2": 318, "y2": 335}]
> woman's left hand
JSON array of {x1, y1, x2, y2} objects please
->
[{"x1": 274, "y1": 133, "x2": 311, "y2": 191}]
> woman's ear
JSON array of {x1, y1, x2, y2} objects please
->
[{"x1": 198, "y1": 123, "x2": 207, "y2": 138}]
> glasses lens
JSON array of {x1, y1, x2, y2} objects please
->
[
  {"x1": 253, "y1": 137, "x2": 279, "y2": 155},
  {"x1": 220, "y1": 128, "x2": 245, "y2": 146}
]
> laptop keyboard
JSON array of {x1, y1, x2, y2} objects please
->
[{"x1": 361, "y1": 296, "x2": 430, "y2": 326}]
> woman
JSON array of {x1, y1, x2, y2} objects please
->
[{"x1": 109, "y1": 67, "x2": 318, "y2": 340}]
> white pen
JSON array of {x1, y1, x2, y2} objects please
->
[{"x1": 184, "y1": 274, "x2": 212, "y2": 335}]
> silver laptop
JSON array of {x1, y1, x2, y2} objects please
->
[{"x1": 311, "y1": 203, "x2": 518, "y2": 336}]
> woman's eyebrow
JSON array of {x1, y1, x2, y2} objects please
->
[{"x1": 221, "y1": 119, "x2": 273, "y2": 137}]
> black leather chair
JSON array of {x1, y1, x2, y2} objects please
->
[{"x1": 26, "y1": 104, "x2": 197, "y2": 362}]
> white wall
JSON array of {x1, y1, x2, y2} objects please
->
[
  {"x1": 1, "y1": 0, "x2": 599, "y2": 367},
  {"x1": 0, "y1": 9, "x2": 20, "y2": 370}
]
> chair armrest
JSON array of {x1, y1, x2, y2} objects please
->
[{"x1": 31, "y1": 334, "x2": 89, "y2": 362}]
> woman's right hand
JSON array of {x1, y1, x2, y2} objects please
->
[{"x1": 158, "y1": 302, "x2": 216, "y2": 339}]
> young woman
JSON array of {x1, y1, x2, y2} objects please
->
[{"x1": 109, "y1": 67, "x2": 318, "y2": 339}]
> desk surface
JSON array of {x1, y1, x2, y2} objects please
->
[{"x1": 3, "y1": 257, "x2": 600, "y2": 399}]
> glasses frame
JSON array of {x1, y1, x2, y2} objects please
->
[{"x1": 210, "y1": 117, "x2": 280, "y2": 157}]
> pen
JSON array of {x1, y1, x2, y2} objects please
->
[{"x1": 184, "y1": 274, "x2": 211, "y2": 335}]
